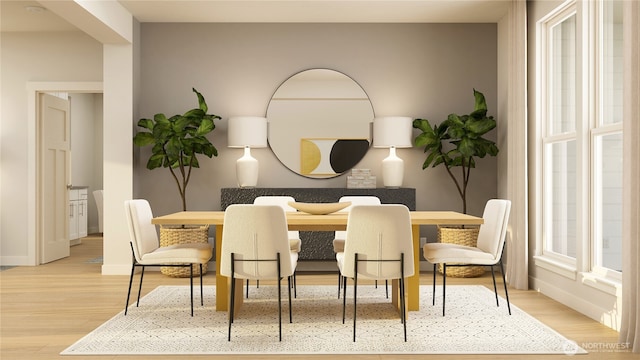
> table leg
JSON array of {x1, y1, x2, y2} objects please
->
[
  {"x1": 215, "y1": 225, "x2": 228, "y2": 311},
  {"x1": 408, "y1": 224, "x2": 420, "y2": 311},
  {"x1": 390, "y1": 225, "x2": 420, "y2": 312}
]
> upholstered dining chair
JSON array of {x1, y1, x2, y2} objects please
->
[
  {"x1": 336, "y1": 204, "x2": 414, "y2": 342},
  {"x1": 251, "y1": 196, "x2": 300, "y2": 297},
  {"x1": 123, "y1": 199, "x2": 213, "y2": 316},
  {"x1": 220, "y1": 204, "x2": 298, "y2": 342},
  {"x1": 423, "y1": 199, "x2": 512, "y2": 316},
  {"x1": 332, "y1": 196, "x2": 383, "y2": 298}
]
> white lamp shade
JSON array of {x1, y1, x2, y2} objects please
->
[
  {"x1": 373, "y1": 116, "x2": 413, "y2": 148},
  {"x1": 228, "y1": 116, "x2": 268, "y2": 148}
]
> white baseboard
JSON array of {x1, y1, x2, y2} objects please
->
[{"x1": 530, "y1": 276, "x2": 621, "y2": 331}]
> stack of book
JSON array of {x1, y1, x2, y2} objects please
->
[{"x1": 346, "y1": 169, "x2": 376, "y2": 189}]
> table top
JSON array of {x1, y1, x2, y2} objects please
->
[{"x1": 152, "y1": 210, "x2": 483, "y2": 230}]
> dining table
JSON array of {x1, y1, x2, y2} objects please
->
[{"x1": 151, "y1": 210, "x2": 483, "y2": 312}]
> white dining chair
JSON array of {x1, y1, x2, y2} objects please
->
[
  {"x1": 251, "y1": 196, "x2": 300, "y2": 297},
  {"x1": 124, "y1": 199, "x2": 213, "y2": 316},
  {"x1": 423, "y1": 199, "x2": 512, "y2": 316},
  {"x1": 220, "y1": 204, "x2": 298, "y2": 341},
  {"x1": 336, "y1": 204, "x2": 414, "y2": 342},
  {"x1": 332, "y1": 196, "x2": 383, "y2": 298}
]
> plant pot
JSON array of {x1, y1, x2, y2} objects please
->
[
  {"x1": 437, "y1": 226, "x2": 485, "y2": 278},
  {"x1": 159, "y1": 225, "x2": 209, "y2": 277}
]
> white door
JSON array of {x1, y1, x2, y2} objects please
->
[{"x1": 39, "y1": 93, "x2": 71, "y2": 263}]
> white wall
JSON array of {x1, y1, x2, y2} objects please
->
[
  {"x1": 135, "y1": 23, "x2": 499, "y2": 246},
  {"x1": 0, "y1": 31, "x2": 102, "y2": 264}
]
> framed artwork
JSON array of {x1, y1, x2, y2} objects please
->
[{"x1": 300, "y1": 138, "x2": 369, "y2": 176}]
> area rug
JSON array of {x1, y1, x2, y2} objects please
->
[{"x1": 61, "y1": 285, "x2": 586, "y2": 355}]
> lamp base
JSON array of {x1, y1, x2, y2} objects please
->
[
  {"x1": 382, "y1": 147, "x2": 404, "y2": 188},
  {"x1": 236, "y1": 147, "x2": 259, "y2": 188}
]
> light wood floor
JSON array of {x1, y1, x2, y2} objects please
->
[{"x1": 0, "y1": 237, "x2": 633, "y2": 360}]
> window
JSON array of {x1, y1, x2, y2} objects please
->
[
  {"x1": 592, "y1": 0, "x2": 623, "y2": 273},
  {"x1": 541, "y1": 7, "x2": 578, "y2": 264},
  {"x1": 539, "y1": 0, "x2": 623, "y2": 276}
]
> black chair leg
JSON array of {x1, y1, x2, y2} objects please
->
[
  {"x1": 499, "y1": 260, "x2": 512, "y2": 315},
  {"x1": 352, "y1": 271, "x2": 358, "y2": 342},
  {"x1": 442, "y1": 263, "x2": 446, "y2": 316},
  {"x1": 342, "y1": 276, "x2": 347, "y2": 323},
  {"x1": 490, "y1": 265, "x2": 499, "y2": 307},
  {"x1": 432, "y1": 263, "x2": 436, "y2": 306},
  {"x1": 136, "y1": 266, "x2": 145, "y2": 307},
  {"x1": 199, "y1": 263, "x2": 204, "y2": 306},
  {"x1": 125, "y1": 263, "x2": 136, "y2": 315},
  {"x1": 228, "y1": 254, "x2": 236, "y2": 341},
  {"x1": 277, "y1": 254, "x2": 282, "y2": 342},
  {"x1": 288, "y1": 276, "x2": 293, "y2": 323},
  {"x1": 337, "y1": 271, "x2": 341, "y2": 298},
  {"x1": 385, "y1": 280, "x2": 389, "y2": 299},
  {"x1": 189, "y1": 265, "x2": 194, "y2": 316}
]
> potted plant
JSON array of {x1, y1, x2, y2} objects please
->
[
  {"x1": 133, "y1": 88, "x2": 220, "y2": 277},
  {"x1": 133, "y1": 88, "x2": 220, "y2": 211},
  {"x1": 412, "y1": 88, "x2": 498, "y2": 214},
  {"x1": 413, "y1": 89, "x2": 498, "y2": 277}
]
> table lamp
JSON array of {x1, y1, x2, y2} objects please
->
[
  {"x1": 373, "y1": 116, "x2": 413, "y2": 188},
  {"x1": 228, "y1": 116, "x2": 268, "y2": 188}
]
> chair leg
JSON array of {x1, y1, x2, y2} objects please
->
[
  {"x1": 353, "y1": 270, "x2": 358, "y2": 342},
  {"x1": 288, "y1": 276, "x2": 293, "y2": 323},
  {"x1": 385, "y1": 280, "x2": 389, "y2": 299},
  {"x1": 499, "y1": 260, "x2": 512, "y2": 315},
  {"x1": 136, "y1": 266, "x2": 145, "y2": 307},
  {"x1": 277, "y1": 253, "x2": 282, "y2": 342},
  {"x1": 337, "y1": 271, "x2": 341, "y2": 299},
  {"x1": 124, "y1": 263, "x2": 136, "y2": 315},
  {"x1": 199, "y1": 263, "x2": 204, "y2": 306},
  {"x1": 400, "y1": 253, "x2": 407, "y2": 342},
  {"x1": 442, "y1": 263, "x2": 447, "y2": 316},
  {"x1": 342, "y1": 276, "x2": 347, "y2": 323},
  {"x1": 228, "y1": 254, "x2": 236, "y2": 341},
  {"x1": 189, "y1": 265, "x2": 194, "y2": 316},
  {"x1": 432, "y1": 263, "x2": 436, "y2": 306},
  {"x1": 490, "y1": 265, "x2": 499, "y2": 307},
  {"x1": 246, "y1": 279, "x2": 249, "y2": 298},
  {"x1": 292, "y1": 272, "x2": 297, "y2": 298}
]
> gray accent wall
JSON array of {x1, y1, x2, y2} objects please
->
[{"x1": 135, "y1": 23, "x2": 499, "y2": 248}]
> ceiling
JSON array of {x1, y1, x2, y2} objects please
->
[{"x1": 1, "y1": 0, "x2": 511, "y2": 33}]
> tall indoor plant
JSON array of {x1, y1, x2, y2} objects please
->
[
  {"x1": 133, "y1": 88, "x2": 220, "y2": 211},
  {"x1": 413, "y1": 89, "x2": 498, "y2": 214}
]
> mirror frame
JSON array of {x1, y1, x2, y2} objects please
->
[{"x1": 266, "y1": 68, "x2": 375, "y2": 178}]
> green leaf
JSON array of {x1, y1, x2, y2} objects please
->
[
  {"x1": 412, "y1": 118, "x2": 432, "y2": 132},
  {"x1": 466, "y1": 117, "x2": 496, "y2": 135},
  {"x1": 193, "y1": 88, "x2": 208, "y2": 113},
  {"x1": 133, "y1": 132, "x2": 155, "y2": 146},
  {"x1": 196, "y1": 118, "x2": 215, "y2": 136},
  {"x1": 137, "y1": 118, "x2": 154, "y2": 130}
]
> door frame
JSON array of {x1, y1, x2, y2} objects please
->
[{"x1": 27, "y1": 82, "x2": 103, "y2": 265}]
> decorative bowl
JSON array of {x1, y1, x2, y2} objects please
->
[{"x1": 287, "y1": 201, "x2": 351, "y2": 215}]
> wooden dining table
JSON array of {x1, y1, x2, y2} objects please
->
[{"x1": 152, "y1": 210, "x2": 483, "y2": 312}]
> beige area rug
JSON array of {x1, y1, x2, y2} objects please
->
[{"x1": 61, "y1": 285, "x2": 586, "y2": 355}]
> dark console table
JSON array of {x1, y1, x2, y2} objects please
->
[{"x1": 220, "y1": 188, "x2": 416, "y2": 261}]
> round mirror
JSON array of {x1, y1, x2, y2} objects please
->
[{"x1": 267, "y1": 69, "x2": 375, "y2": 178}]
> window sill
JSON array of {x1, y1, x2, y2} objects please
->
[
  {"x1": 580, "y1": 272, "x2": 621, "y2": 296},
  {"x1": 533, "y1": 255, "x2": 577, "y2": 280}
]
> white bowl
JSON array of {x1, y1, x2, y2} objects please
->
[{"x1": 287, "y1": 201, "x2": 351, "y2": 215}]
